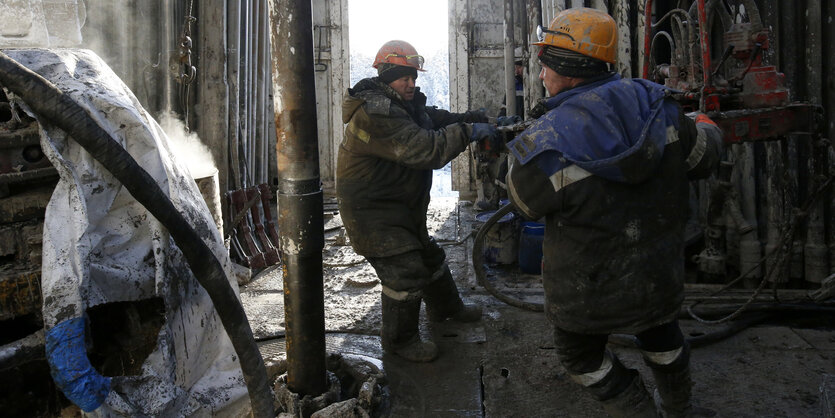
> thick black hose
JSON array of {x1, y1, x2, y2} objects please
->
[
  {"x1": 0, "y1": 52, "x2": 274, "y2": 417},
  {"x1": 472, "y1": 203, "x2": 544, "y2": 312}
]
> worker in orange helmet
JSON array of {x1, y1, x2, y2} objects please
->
[
  {"x1": 505, "y1": 8, "x2": 722, "y2": 417},
  {"x1": 336, "y1": 40, "x2": 498, "y2": 362}
]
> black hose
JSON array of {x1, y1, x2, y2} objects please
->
[
  {"x1": 0, "y1": 52, "x2": 274, "y2": 417},
  {"x1": 472, "y1": 203, "x2": 544, "y2": 312},
  {"x1": 686, "y1": 312, "x2": 772, "y2": 348}
]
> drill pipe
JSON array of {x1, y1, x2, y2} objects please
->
[{"x1": 268, "y1": 0, "x2": 327, "y2": 397}]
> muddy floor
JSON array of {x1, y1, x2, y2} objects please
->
[{"x1": 241, "y1": 198, "x2": 835, "y2": 417}]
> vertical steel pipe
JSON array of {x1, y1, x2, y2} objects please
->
[
  {"x1": 525, "y1": 0, "x2": 543, "y2": 113},
  {"x1": 247, "y1": 0, "x2": 257, "y2": 186},
  {"x1": 825, "y1": 0, "x2": 835, "y2": 274},
  {"x1": 240, "y1": 0, "x2": 251, "y2": 187},
  {"x1": 779, "y1": 0, "x2": 803, "y2": 283},
  {"x1": 504, "y1": 0, "x2": 517, "y2": 116},
  {"x1": 804, "y1": 0, "x2": 828, "y2": 285},
  {"x1": 161, "y1": 0, "x2": 175, "y2": 113},
  {"x1": 268, "y1": 0, "x2": 327, "y2": 397},
  {"x1": 734, "y1": 143, "x2": 762, "y2": 285},
  {"x1": 253, "y1": 0, "x2": 264, "y2": 183},
  {"x1": 227, "y1": 0, "x2": 242, "y2": 190}
]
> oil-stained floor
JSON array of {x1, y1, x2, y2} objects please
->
[{"x1": 241, "y1": 199, "x2": 835, "y2": 417}]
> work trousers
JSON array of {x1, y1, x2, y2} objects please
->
[
  {"x1": 554, "y1": 320, "x2": 685, "y2": 375},
  {"x1": 367, "y1": 238, "x2": 463, "y2": 319}
]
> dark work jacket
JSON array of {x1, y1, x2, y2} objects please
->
[
  {"x1": 337, "y1": 78, "x2": 486, "y2": 257},
  {"x1": 506, "y1": 74, "x2": 723, "y2": 334}
]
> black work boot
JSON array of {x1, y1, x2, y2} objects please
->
[
  {"x1": 643, "y1": 344, "x2": 715, "y2": 417},
  {"x1": 422, "y1": 267, "x2": 482, "y2": 323},
  {"x1": 580, "y1": 354, "x2": 657, "y2": 418},
  {"x1": 380, "y1": 295, "x2": 438, "y2": 362},
  {"x1": 600, "y1": 371, "x2": 658, "y2": 418}
]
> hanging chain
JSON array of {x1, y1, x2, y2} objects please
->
[{"x1": 175, "y1": 0, "x2": 197, "y2": 131}]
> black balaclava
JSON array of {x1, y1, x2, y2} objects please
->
[
  {"x1": 377, "y1": 63, "x2": 418, "y2": 84},
  {"x1": 538, "y1": 46, "x2": 609, "y2": 78}
]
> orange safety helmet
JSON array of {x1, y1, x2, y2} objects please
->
[
  {"x1": 534, "y1": 7, "x2": 617, "y2": 65},
  {"x1": 372, "y1": 40, "x2": 426, "y2": 72}
]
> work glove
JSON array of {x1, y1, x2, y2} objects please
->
[
  {"x1": 686, "y1": 111, "x2": 718, "y2": 126},
  {"x1": 470, "y1": 123, "x2": 502, "y2": 153},
  {"x1": 470, "y1": 123, "x2": 498, "y2": 143},
  {"x1": 496, "y1": 115, "x2": 522, "y2": 126}
]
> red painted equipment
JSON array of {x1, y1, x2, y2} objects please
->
[
  {"x1": 227, "y1": 184, "x2": 282, "y2": 270},
  {"x1": 641, "y1": 0, "x2": 821, "y2": 141}
]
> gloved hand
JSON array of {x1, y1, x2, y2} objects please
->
[
  {"x1": 686, "y1": 111, "x2": 718, "y2": 126},
  {"x1": 496, "y1": 115, "x2": 522, "y2": 126},
  {"x1": 470, "y1": 123, "x2": 502, "y2": 153},
  {"x1": 470, "y1": 122, "x2": 498, "y2": 143}
]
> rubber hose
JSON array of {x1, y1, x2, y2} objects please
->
[
  {"x1": 0, "y1": 53, "x2": 274, "y2": 417},
  {"x1": 686, "y1": 312, "x2": 772, "y2": 348},
  {"x1": 472, "y1": 203, "x2": 544, "y2": 312},
  {"x1": 683, "y1": 302, "x2": 835, "y2": 319},
  {"x1": 607, "y1": 312, "x2": 771, "y2": 349}
]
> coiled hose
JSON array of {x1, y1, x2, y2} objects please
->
[
  {"x1": 472, "y1": 203, "x2": 544, "y2": 312},
  {"x1": 0, "y1": 52, "x2": 274, "y2": 417}
]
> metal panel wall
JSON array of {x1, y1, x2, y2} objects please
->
[{"x1": 311, "y1": 0, "x2": 350, "y2": 191}]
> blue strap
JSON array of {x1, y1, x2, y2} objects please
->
[{"x1": 45, "y1": 317, "x2": 111, "y2": 412}]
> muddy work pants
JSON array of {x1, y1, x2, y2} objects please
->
[
  {"x1": 367, "y1": 239, "x2": 465, "y2": 318},
  {"x1": 554, "y1": 321, "x2": 687, "y2": 402}
]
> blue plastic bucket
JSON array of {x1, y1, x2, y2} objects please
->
[
  {"x1": 518, "y1": 222, "x2": 544, "y2": 274},
  {"x1": 475, "y1": 210, "x2": 519, "y2": 265}
]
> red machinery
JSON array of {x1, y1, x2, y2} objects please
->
[{"x1": 641, "y1": 0, "x2": 822, "y2": 143}]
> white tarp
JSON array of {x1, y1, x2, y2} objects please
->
[{"x1": 5, "y1": 48, "x2": 250, "y2": 416}]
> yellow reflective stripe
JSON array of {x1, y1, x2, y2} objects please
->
[{"x1": 349, "y1": 122, "x2": 371, "y2": 143}]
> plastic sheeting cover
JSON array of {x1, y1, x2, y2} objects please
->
[{"x1": 4, "y1": 48, "x2": 250, "y2": 416}]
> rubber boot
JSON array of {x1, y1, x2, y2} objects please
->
[
  {"x1": 578, "y1": 353, "x2": 656, "y2": 418},
  {"x1": 422, "y1": 267, "x2": 482, "y2": 322},
  {"x1": 380, "y1": 295, "x2": 438, "y2": 362},
  {"x1": 599, "y1": 371, "x2": 658, "y2": 418},
  {"x1": 644, "y1": 344, "x2": 715, "y2": 417}
]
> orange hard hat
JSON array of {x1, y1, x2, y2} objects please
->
[
  {"x1": 372, "y1": 40, "x2": 426, "y2": 72},
  {"x1": 534, "y1": 8, "x2": 617, "y2": 64}
]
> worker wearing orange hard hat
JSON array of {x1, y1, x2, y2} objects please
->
[
  {"x1": 506, "y1": 8, "x2": 723, "y2": 416},
  {"x1": 337, "y1": 40, "x2": 498, "y2": 362}
]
